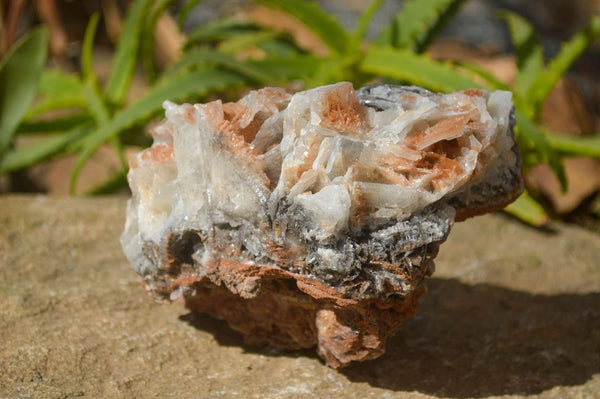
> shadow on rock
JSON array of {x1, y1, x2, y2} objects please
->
[
  {"x1": 179, "y1": 312, "x2": 317, "y2": 360},
  {"x1": 342, "y1": 278, "x2": 600, "y2": 397}
]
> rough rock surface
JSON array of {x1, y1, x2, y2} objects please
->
[
  {"x1": 1, "y1": 196, "x2": 600, "y2": 398},
  {"x1": 121, "y1": 83, "x2": 522, "y2": 367}
]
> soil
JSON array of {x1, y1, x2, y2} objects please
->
[{"x1": 1, "y1": 195, "x2": 599, "y2": 398}]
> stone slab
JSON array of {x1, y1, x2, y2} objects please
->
[{"x1": 0, "y1": 195, "x2": 598, "y2": 398}]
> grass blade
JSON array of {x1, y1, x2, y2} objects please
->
[
  {"x1": 393, "y1": 0, "x2": 466, "y2": 52},
  {"x1": 528, "y1": 15, "x2": 600, "y2": 115},
  {"x1": 361, "y1": 46, "x2": 479, "y2": 92},
  {"x1": 0, "y1": 26, "x2": 49, "y2": 158},
  {"x1": 104, "y1": 0, "x2": 153, "y2": 106},
  {"x1": 504, "y1": 190, "x2": 549, "y2": 226},
  {"x1": 252, "y1": 0, "x2": 351, "y2": 55},
  {"x1": 516, "y1": 110, "x2": 567, "y2": 191},
  {"x1": 497, "y1": 11, "x2": 544, "y2": 102},
  {"x1": 0, "y1": 124, "x2": 92, "y2": 173},
  {"x1": 70, "y1": 69, "x2": 245, "y2": 193}
]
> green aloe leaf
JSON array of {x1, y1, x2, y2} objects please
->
[
  {"x1": 104, "y1": 0, "x2": 153, "y2": 106},
  {"x1": 82, "y1": 12, "x2": 100, "y2": 81},
  {"x1": 186, "y1": 18, "x2": 262, "y2": 47},
  {"x1": 82, "y1": 12, "x2": 127, "y2": 171},
  {"x1": 86, "y1": 170, "x2": 128, "y2": 195},
  {"x1": 26, "y1": 69, "x2": 86, "y2": 117},
  {"x1": 257, "y1": 37, "x2": 305, "y2": 56},
  {"x1": 165, "y1": 48, "x2": 272, "y2": 83},
  {"x1": 246, "y1": 55, "x2": 327, "y2": 82},
  {"x1": 504, "y1": 190, "x2": 549, "y2": 226},
  {"x1": 17, "y1": 114, "x2": 94, "y2": 134},
  {"x1": 142, "y1": 0, "x2": 178, "y2": 83},
  {"x1": 497, "y1": 11, "x2": 544, "y2": 106},
  {"x1": 177, "y1": 0, "x2": 205, "y2": 27},
  {"x1": 70, "y1": 69, "x2": 245, "y2": 193},
  {"x1": 393, "y1": 0, "x2": 466, "y2": 52},
  {"x1": 515, "y1": 110, "x2": 567, "y2": 191},
  {"x1": 217, "y1": 30, "x2": 282, "y2": 54},
  {"x1": 454, "y1": 60, "x2": 510, "y2": 90},
  {"x1": 528, "y1": 14, "x2": 600, "y2": 116},
  {"x1": 0, "y1": 124, "x2": 92, "y2": 173},
  {"x1": 252, "y1": 0, "x2": 351, "y2": 55},
  {"x1": 354, "y1": 0, "x2": 384, "y2": 47},
  {"x1": 546, "y1": 132, "x2": 600, "y2": 158},
  {"x1": 0, "y1": 26, "x2": 49, "y2": 158},
  {"x1": 361, "y1": 46, "x2": 479, "y2": 92}
]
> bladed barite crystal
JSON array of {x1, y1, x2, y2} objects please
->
[{"x1": 121, "y1": 82, "x2": 522, "y2": 368}]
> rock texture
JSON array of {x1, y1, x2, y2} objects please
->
[
  {"x1": 2, "y1": 196, "x2": 600, "y2": 398},
  {"x1": 121, "y1": 82, "x2": 522, "y2": 367}
]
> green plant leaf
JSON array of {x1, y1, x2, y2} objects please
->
[
  {"x1": 17, "y1": 114, "x2": 94, "y2": 134},
  {"x1": 86, "y1": 170, "x2": 128, "y2": 195},
  {"x1": 26, "y1": 69, "x2": 86, "y2": 117},
  {"x1": 252, "y1": 0, "x2": 350, "y2": 55},
  {"x1": 304, "y1": 56, "x2": 359, "y2": 88},
  {"x1": 354, "y1": 0, "x2": 384, "y2": 46},
  {"x1": 81, "y1": 11, "x2": 127, "y2": 170},
  {"x1": 393, "y1": 0, "x2": 466, "y2": 52},
  {"x1": 70, "y1": 69, "x2": 245, "y2": 193},
  {"x1": 0, "y1": 26, "x2": 49, "y2": 158},
  {"x1": 257, "y1": 37, "x2": 305, "y2": 56},
  {"x1": 361, "y1": 46, "x2": 479, "y2": 92},
  {"x1": 504, "y1": 190, "x2": 549, "y2": 226},
  {"x1": 165, "y1": 48, "x2": 272, "y2": 84},
  {"x1": 104, "y1": 0, "x2": 153, "y2": 107},
  {"x1": 374, "y1": 25, "x2": 393, "y2": 47},
  {"x1": 454, "y1": 60, "x2": 510, "y2": 90},
  {"x1": 217, "y1": 30, "x2": 282, "y2": 54},
  {"x1": 186, "y1": 18, "x2": 261, "y2": 47},
  {"x1": 142, "y1": 0, "x2": 178, "y2": 83},
  {"x1": 528, "y1": 14, "x2": 600, "y2": 116},
  {"x1": 177, "y1": 0, "x2": 205, "y2": 27},
  {"x1": 515, "y1": 109, "x2": 567, "y2": 190},
  {"x1": 546, "y1": 132, "x2": 600, "y2": 158},
  {"x1": 82, "y1": 12, "x2": 101, "y2": 81},
  {"x1": 0, "y1": 124, "x2": 92, "y2": 173},
  {"x1": 497, "y1": 11, "x2": 544, "y2": 103},
  {"x1": 246, "y1": 55, "x2": 327, "y2": 82}
]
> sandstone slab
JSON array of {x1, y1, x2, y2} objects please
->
[{"x1": 1, "y1": 195, "x2": 599, "y2": 398}]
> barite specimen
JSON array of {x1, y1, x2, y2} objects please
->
[{"x1": 121, "y1": 82, "x2": 522, "y2": 368}]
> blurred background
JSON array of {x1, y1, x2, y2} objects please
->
[{"x1": 1, "y1": 0, "x2": 600, "y2": 230}]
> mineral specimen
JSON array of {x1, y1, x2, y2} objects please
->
[{"x1": 121, "y1": 82, "x2": 522, "y2": 368}]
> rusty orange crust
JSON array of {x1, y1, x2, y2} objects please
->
[
  {"x1": 320, "y1": 82, "x2": 371, "y2": 136},
  {"x1": 144, "y1": 253, "x2": 428, "y2": 368}
]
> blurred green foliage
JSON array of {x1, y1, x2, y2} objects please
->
[{"x1": 2, "y1": 0, "x2": 600, "y2": 225}]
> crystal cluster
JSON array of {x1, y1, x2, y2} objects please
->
[{"x1": 121, "y1": 82, "x2": 522, "y2": 368}]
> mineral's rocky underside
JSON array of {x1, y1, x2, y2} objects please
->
[{"x1": 121, "y1": 82, "x2": 523, "y2": 368}]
